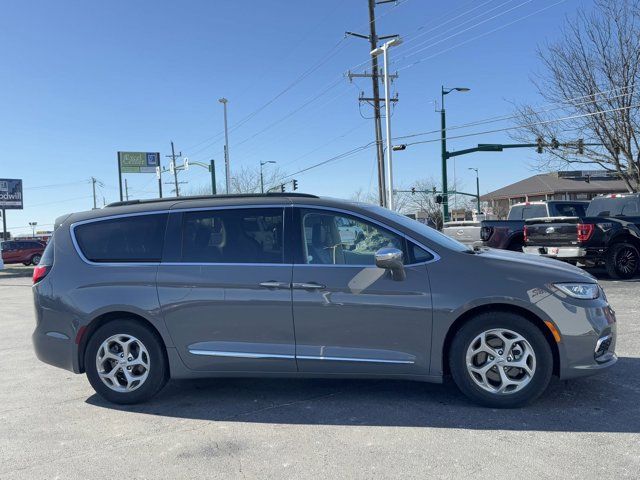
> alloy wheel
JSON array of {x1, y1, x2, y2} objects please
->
[
  {"x1": 465, "y1": 328, "x2": 536, "y2": 395},
  {"x1": 616, "y1": 247, "x2": 638, "y2": 275},
  {"x1": 95, "y1": 334, "x2": 150, "y2": 392}
]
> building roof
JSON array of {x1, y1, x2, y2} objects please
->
[{"x1": 481, "y1": 171, "x2": 629, "y2": 201}]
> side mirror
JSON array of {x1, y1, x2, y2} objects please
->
[{"x1": 375, "y1": 247, "x2": 406, "y2": 281}]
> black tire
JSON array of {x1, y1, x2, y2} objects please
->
[
  {"x1": 31, "y1": 254, "x2": 41, "y2": 265},
  {"x1": 507, "y1": 239, "x2": 524, "y2": 252},
  {"x1": 84, "y1": 319, "x2": 168, "y2": 404},
  {"x1": 23, "y1": 262, "x2": 31, "y2": 266},
  {"x1": 449, "y1": 312, "x2": 553, "y2": 408},
  {"x1": 605, "y1": 242, "x2": 639, "y2": 280}
]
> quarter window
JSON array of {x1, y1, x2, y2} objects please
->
[
  {"x1": 300, "y1": 209, "x2": 404, "y2": 265},
  {"x1": 181, "y1": 208, "x2": 284, "y2": 263},
  {"x1": 74, "y1": 214, "x2": 168, "y2": 262}
]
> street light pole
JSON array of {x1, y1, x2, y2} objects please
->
[
  {"x1": 219, "y1": 98, "x2": 231, "y2": 194},
  {"x1": 371, "y1": 36, "x2": 403, "y2": 210},
  {"x1": 468, "y1": 167, "x2": 481, "y2": 213},
  {"x1": 440, "y1": 86, "x2": 470, "y2": 222},
  {"x1": 259, "y1": 161, "x2": 276, "y2": 193}
]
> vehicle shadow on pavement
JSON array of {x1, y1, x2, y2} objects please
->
[
  {"x1": 87, "y1": 356, "x2": 640, "y2": 433},
  {"x1": 0, "y1": 266, "x2": 33, "y2": 279}
]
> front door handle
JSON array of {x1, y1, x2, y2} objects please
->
[
  {"x1": 292, "y1": 282, "x2": 326, "y2": 290},
  {"x1": 259, "y1": 281, "x2": 291, "y2": 289}
]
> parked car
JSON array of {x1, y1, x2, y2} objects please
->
[
  {"x1": 32, "y1": 193, "x2": 616, "y2": 408},
  {"x1": 1, "y1": 240, "x2": 45, "y2": 265},
  {"x1": 442, "y1": 220, "x2": 482, "y2": 247},
  {"x1": 481, "y1": 201, "x2": 589, "y2": 251},
  {"x1": 523, "y1": 193, "x2": 640, "y2": 279}
]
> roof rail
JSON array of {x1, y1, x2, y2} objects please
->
[{"x1": 105, "y1": 192, "x2": 319, "y2": 208}]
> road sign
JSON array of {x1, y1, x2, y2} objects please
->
[
  {"x1": 118, "y1": 152, "x2": 160, "y2": 173},
  {"x1": 0, "y1": 179, "x2": 23, "y2": 210}
]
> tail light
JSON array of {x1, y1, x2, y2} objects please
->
[
  {"x1": 577, "y1": 223, "x2": 594, "y2": 242},
  {"x1": 32, "y1": 265, "x2": 50, "y2": 284},
  {"x1": 480, "y1": 226, "x2": 493, "y2": 241},
  {"x1": 523, "y1": 226, "x2": 529, "y2": 243}
]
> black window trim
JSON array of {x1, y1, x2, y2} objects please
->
[{"x1": 70, "y1": 203, "x2": 440, "y2": 267}]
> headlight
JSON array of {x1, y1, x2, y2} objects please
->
[{"x1": 554, "y1": 283, "x2": 600, "y2": 299}]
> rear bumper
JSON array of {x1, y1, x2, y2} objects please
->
[
  {"x1": 523, "y1": 245, "x2": 587, "y2": 258},
  {"x1": 32, "y1": 328, "x2": 80, "y2": 373}
]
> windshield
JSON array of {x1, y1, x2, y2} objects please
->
[
  {"x1": 587, "y1": 196, "x2": 639, "y2": 217},
  {"x1": 360, "y1": 204, "x2": 472, "y2": 253},
  {"x1": 549, "y1": 203, "x2": 587, "y2": 217},
  {"x1": 507, "y1": 204, "x2": 547, "y2": 220}
]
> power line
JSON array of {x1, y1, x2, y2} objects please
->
[
  {"x1": 394, "y1": 86, "x2": 640, "y2": 141},
  {"x1": 396, "y1": 0, "x2": 567, "y2": 72},
  {"x1": 392, "y1": 0, "x2": 530, "y2": 63},
  {"x1": 402, "y1": 103, "x2": 640, "y2": 147}
]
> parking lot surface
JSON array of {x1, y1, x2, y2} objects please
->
[{"x1": 1, "y1": 266, "x2": 639, "y2": 479}]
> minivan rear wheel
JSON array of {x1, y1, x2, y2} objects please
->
[
  {"x1": 85, "y1": 320, "x2": 168, "y2": 404},
  {"x1": 449, "y1": 312, "x2": 553, "y2": 408}
]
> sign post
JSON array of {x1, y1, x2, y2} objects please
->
[
  {"x1": 0, "y1": 179, "x2": 24, "y2": 241},
  {"x1": 117, "y1": 152, "x2": 161, "y2": 201}
]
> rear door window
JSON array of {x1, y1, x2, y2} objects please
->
[
  {"x1": 74, "y1": 213, "x2": 168, "y2": 262},
  {"x1": 180, "y1": 208, "x2": 284, "y2": 263}
]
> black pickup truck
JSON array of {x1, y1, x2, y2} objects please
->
[
  {"x1": 523, "y1": 194, "x2": 640, "y2": 278},
  {"x1": 480, "y1": 201, "x2": 589, "y2": 251}
]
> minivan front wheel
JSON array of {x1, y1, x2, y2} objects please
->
[
  {"x1": 85, "y1": 320, "x2": 168, "y2": 404},
  {"x1": 449, "y1": 312, "x2": 553, "y2": 408}
]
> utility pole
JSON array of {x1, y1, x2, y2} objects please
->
[
  {"x1": 165, "y1": 141, "x2": 182, "y2": 197},
  {"x1": 1, "y1": 210, "x2": 5, "y2": 241},
  {"x1": 346, "y1": 0, "x2": 398, "y2": 207},
  {"x1": 124, "y1": 178, "x2": 130, "y2": 201},
  {"x1": 91, "y1": 177, "x2": 97, "y2": 209},
  {"x1": 219, "y1": 98, "x2": 231, "y2": 194}
]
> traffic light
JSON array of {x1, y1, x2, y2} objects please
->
[
  {"x1": 292, "y1": 179, "x2": 298, "y2": 191},
  {"x1": 536, "y1": 137, "x2": 543, "y2": 154},
  {"x1": 280, "y1": 184, "x2": 285, "y2": 193},
  {"x1": 411, "y1": 187, "x2": 416, "y2": 195},
  {"x1": 551, "y1": 137, "x2": 560, "y2": 149},
  {"x1": 435, "y1": 195, "x2": 443, "y2": 204},
  {"x1": 432, "y1": 187, "x2": 437, "y2": 194},
  {"x1": 577, "y1": 138, "x2": 584, "y2": 155}
]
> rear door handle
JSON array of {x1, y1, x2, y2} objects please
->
[
  {"x1": 292, "y1": 282, "x2": 326, "y2": 290},
  {"x1": 259, "y1": 281, "x2": 291, "y2": 289}
]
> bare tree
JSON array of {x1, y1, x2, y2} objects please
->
[
  {"x1": 513, "y1": 0, "x2": 640, "y2": 192},
  {"x1": 395, "y1": 178, "x2": 444, "y2": 229},
  {"x1": 186, "y1": 165, "x2": 285, "y2": 196}
]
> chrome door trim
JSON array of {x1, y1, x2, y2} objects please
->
[
  {"x1": 296, "y1": 355, "x2": 414, "y2": 364},
  {"x1": 294, "y1": 204, "x2": 441, "y2": 265},
  {"x1": 189, "y1": 350, "x2": 295, "y2": 360}
]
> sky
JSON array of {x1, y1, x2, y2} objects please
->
[{"x1": 0, "y1": 0, "x2": 591, "y2": 236}]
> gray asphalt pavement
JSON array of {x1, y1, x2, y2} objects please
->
[{"x1": 1, "y1": 266, "x2": 639, "y2": 479}]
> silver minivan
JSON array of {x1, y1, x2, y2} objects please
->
[{"x1": 32, "y1": 194, "x2": 617, "y2": 408}]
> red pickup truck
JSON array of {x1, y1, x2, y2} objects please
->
[{"x1": 0, "y1": 240, "x2": 46, "y2": 265}]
